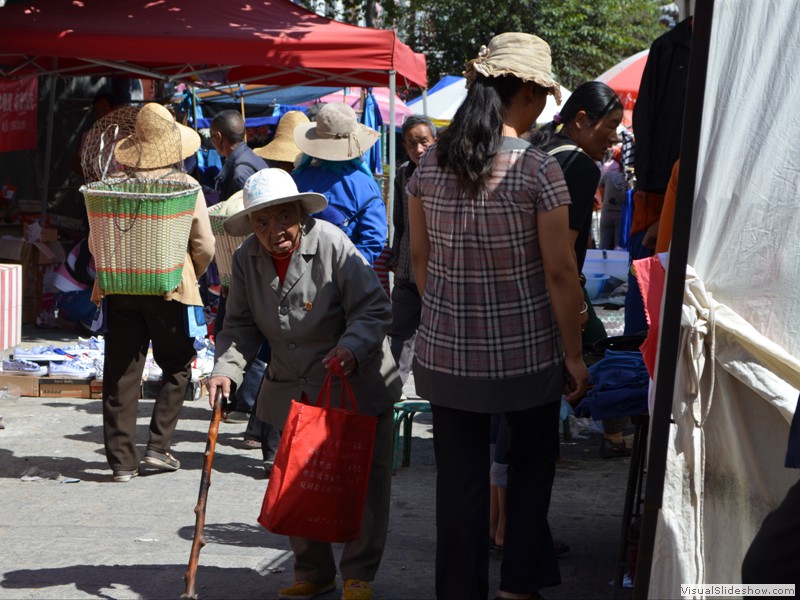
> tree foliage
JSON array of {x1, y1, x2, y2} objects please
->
[
  {"x1": 292, "y1": 0, "x2": 666, "y2": 92},
  {"x1": 383, "y1": 0, "x2": 665, "y2": 92},
  {"x1": 530, "y1": 0, "x2": 666, "y2": 90}
]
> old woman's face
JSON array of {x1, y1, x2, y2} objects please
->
[{"x1": 250, "y1": 202, "x2": 303, "y2": 256}]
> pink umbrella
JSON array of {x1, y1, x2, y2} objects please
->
[
  {"x1": 596, "y1": 50, "x2": 649, "y2": 127},
  {"x1": 303, "y1": 88, "x2": 413, "y2": 128}
]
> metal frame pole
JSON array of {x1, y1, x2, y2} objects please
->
[
  {"x1": 633, "y1": 1, "x2": 714, "y2": 596},
  {"x1": 41, "y1": 61, "x2": 58, "y2": 219},
  {"x1": 388, "y1": 70, "x2": 396, "y2": 246}
]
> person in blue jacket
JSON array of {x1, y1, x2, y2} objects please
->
[{"x1": 292, "y1": 103, "x2": 386, "y2": 266}]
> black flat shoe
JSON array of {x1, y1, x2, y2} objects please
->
[{"x1": 600, "y1": 438, "x2": 632, "y2": 459}]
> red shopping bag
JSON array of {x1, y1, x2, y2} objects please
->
[{"x1": 258, "y1": 363, "x2": 377, "y2": 542}]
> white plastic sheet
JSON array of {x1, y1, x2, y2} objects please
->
[{"x1": 649, "y1": 1, "x2": 800, "y2": 597}]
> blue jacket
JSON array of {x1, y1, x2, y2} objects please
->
[{"x1": 293, "y1": 163, "x2": 386, "y2": 266}]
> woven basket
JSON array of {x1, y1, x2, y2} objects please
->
[
  {"x1": 207, "y1": 205, "x2": 248, "y2": 287},
  {"x1": 81, "y1": 178, "x2": 199, "y2": 295}
]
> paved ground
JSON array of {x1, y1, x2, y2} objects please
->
[{"x1": 0, "y1": 326, "x2": 635, "y2": 599}]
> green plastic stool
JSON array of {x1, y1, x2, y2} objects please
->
[{"x1": 392, "y1": 399, "x2": 431, "y2": 474}]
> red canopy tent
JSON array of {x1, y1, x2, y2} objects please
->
[
  {"x1": 0, "y1": 0, "x2": 426, "y2": 214},
  {"x1": 0, "y1": 0, "x2": 427, "y2": 89}
]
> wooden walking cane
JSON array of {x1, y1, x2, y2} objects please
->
[{"x1": 181, "y1": 388, "x2": 225, "y2": 599}]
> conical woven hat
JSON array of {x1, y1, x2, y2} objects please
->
[
  {"x1": 81, "y1": 105, "x2": 141, "y2": 183},
  {"x1": 254, "y1": 111, "x2": 309, "y2": 163},
  {"x1": 115, "y1": 103, "x2": 200, "y2": 169}
]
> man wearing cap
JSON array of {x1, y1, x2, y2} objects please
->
[
  {"x1": 207, "y1": 169, "x2": 401, "y2": 600},
  {"x1": 292, "y1": 103, "x2": 387, "y2": 266},
  {"x1": 98, "y1": 102, "x2": 214, "y2": 483}
]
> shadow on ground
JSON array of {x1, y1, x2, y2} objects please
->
[{"x1": 0, "y1": 564, "x2": 273, "y2": 599}]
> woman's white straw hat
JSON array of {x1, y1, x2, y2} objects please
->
[
  {"x1": 294, "y1": 102, "x2": 380, "y2": 161},
  {"x1": 463, "y1": 32, "x2": 562, "y2": 104},
  {"x1": 223, "y1": 169, "x2": 327, "y2": 236},
  {"x1": 114, "y1": 102, "x2": 201, "y2": 169}
]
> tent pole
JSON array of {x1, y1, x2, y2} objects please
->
[
  {"x1": 240, "y1": 88, "x2": 247, "y2": 143},
  {"x1": 192, "y1": 86, "x2": 198, "y2": 130},
  {"x1": 41, "y1": 61, "x2": 58, "y2": 220},
  {"x1": 388, "y1": 71, "x2": 396, "y2": 248},
  {"x1": 422, "y1": 88, "x2": 428, "y2": 117},
  {"x1": 633, "y1": 0, "x2": 715, "y2": 596}
]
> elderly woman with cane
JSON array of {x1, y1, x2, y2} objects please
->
[
  {"x1": 206, "y1": 168, "x2": 401, "y2": 600},
  {"x1": 407, "y1": 33, "x2": 589, "y2": 599}
]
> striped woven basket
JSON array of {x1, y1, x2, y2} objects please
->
[
  {"x1": 207, "y1": 204, "x2": 248, "y2": 287},
  {"x1": 81, "y1": 178, "x2": 199, "y2": 295}
]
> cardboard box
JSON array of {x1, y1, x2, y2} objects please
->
[
  {"x1": 38, "y1": 377, "x2": 92, "y2": 399},
  {"x1": 0, "y1": 263, "x2": 23, "y2": 351},
  {"x1": 0, "y1": 238, "x2": 27, "y2": 263},
  {"x1": 0, "y1": 233, "x2": 65, "y2": 324},
  {"x1": 0, "y1": 373, "x2": 40, "y2": 397},
  {"x1": 90, "y1": 379, "x2": 103, "y2": 399},
  {"x1": 0, "y1": 224, "x2": 24, "y2": 238}
]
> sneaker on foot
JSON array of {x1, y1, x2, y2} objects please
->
[
  {"x1": 342, "y1": 579, "x2": 372, "y2": 600},
  {"x1": 278, "y1": 580, "x2": 336, "y2": 600},
  {"x1": 143, "y1": 449, "x2": 180, "y2": 471},
  {"x1": 112, "y1": 469, "x2": 139, "y2": 482},
  {"x1": 2, "y1": 357, "x2": 47, "y2": 376}
]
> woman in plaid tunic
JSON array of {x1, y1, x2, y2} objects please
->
[{"x1": 407, "y1": 33, "x2": 589, "y2": 600}]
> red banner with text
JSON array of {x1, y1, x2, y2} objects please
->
[{"x1": 0, "y1": 78, "x2": 38, "y2": 152}]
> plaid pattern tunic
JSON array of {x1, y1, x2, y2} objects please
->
[{"x1": 407, "y1": 138, "x2": 571, "y2": 380}]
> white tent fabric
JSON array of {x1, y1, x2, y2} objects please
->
[
  {"x1": 650, "y1": 1, "x2": 800, "y2": 597},
  {"x1": 408, "y1": 76, "x2": 571, "y2": 126}
]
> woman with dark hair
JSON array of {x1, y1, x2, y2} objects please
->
[
  {"x1": 529, "y1": 81, "x2": 624, "y2": 278},
  {"x1": 529, "y1": 82, "x2": 629, "y2": 458},
  {"x1": 407, "y1": 33, "x2": 589, "y2": 600}
]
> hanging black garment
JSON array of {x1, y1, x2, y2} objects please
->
[{"x1": 632, "y1": 17, "x2": 692, "y2": 194}]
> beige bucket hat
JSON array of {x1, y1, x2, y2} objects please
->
[
  {"x1": 294, "y1": 103, "x2": 380, "y2": 161},
  {"x1": 223, "y1": 169, "x2": 327, "y2": 236},
  {"x1": 115, "y1": 102, "x2": 201, "y2": 169},
  {"x1": 463, "y1": 32, "x2": 562, "y2": 104},
  {"x1": 254, "y1": 110, "x2": 309, "y2": 163}
]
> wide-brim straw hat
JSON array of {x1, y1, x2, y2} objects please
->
[
  {"x1": 294, "y1": 103, "x2": 380, "y2": 161},
  {"x1": 463, "y1": 32, "x2": 562, "y2": 104},
  {"x1": 254, "y1": 110, "x2": 309, "y2": 163},
  {"x1": 223, "y1": 169, "x2": 327, "y2": 236},
  {"x1": 115, "y1": 102, "x2": 201, "y2": 169}
]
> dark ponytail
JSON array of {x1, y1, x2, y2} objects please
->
[
  {"x1": 436, "y1": 74, "x2": 525, "y2": 198},
  {"x1": 529, "y1": 81, "x2": 622, "y2": 148}
]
